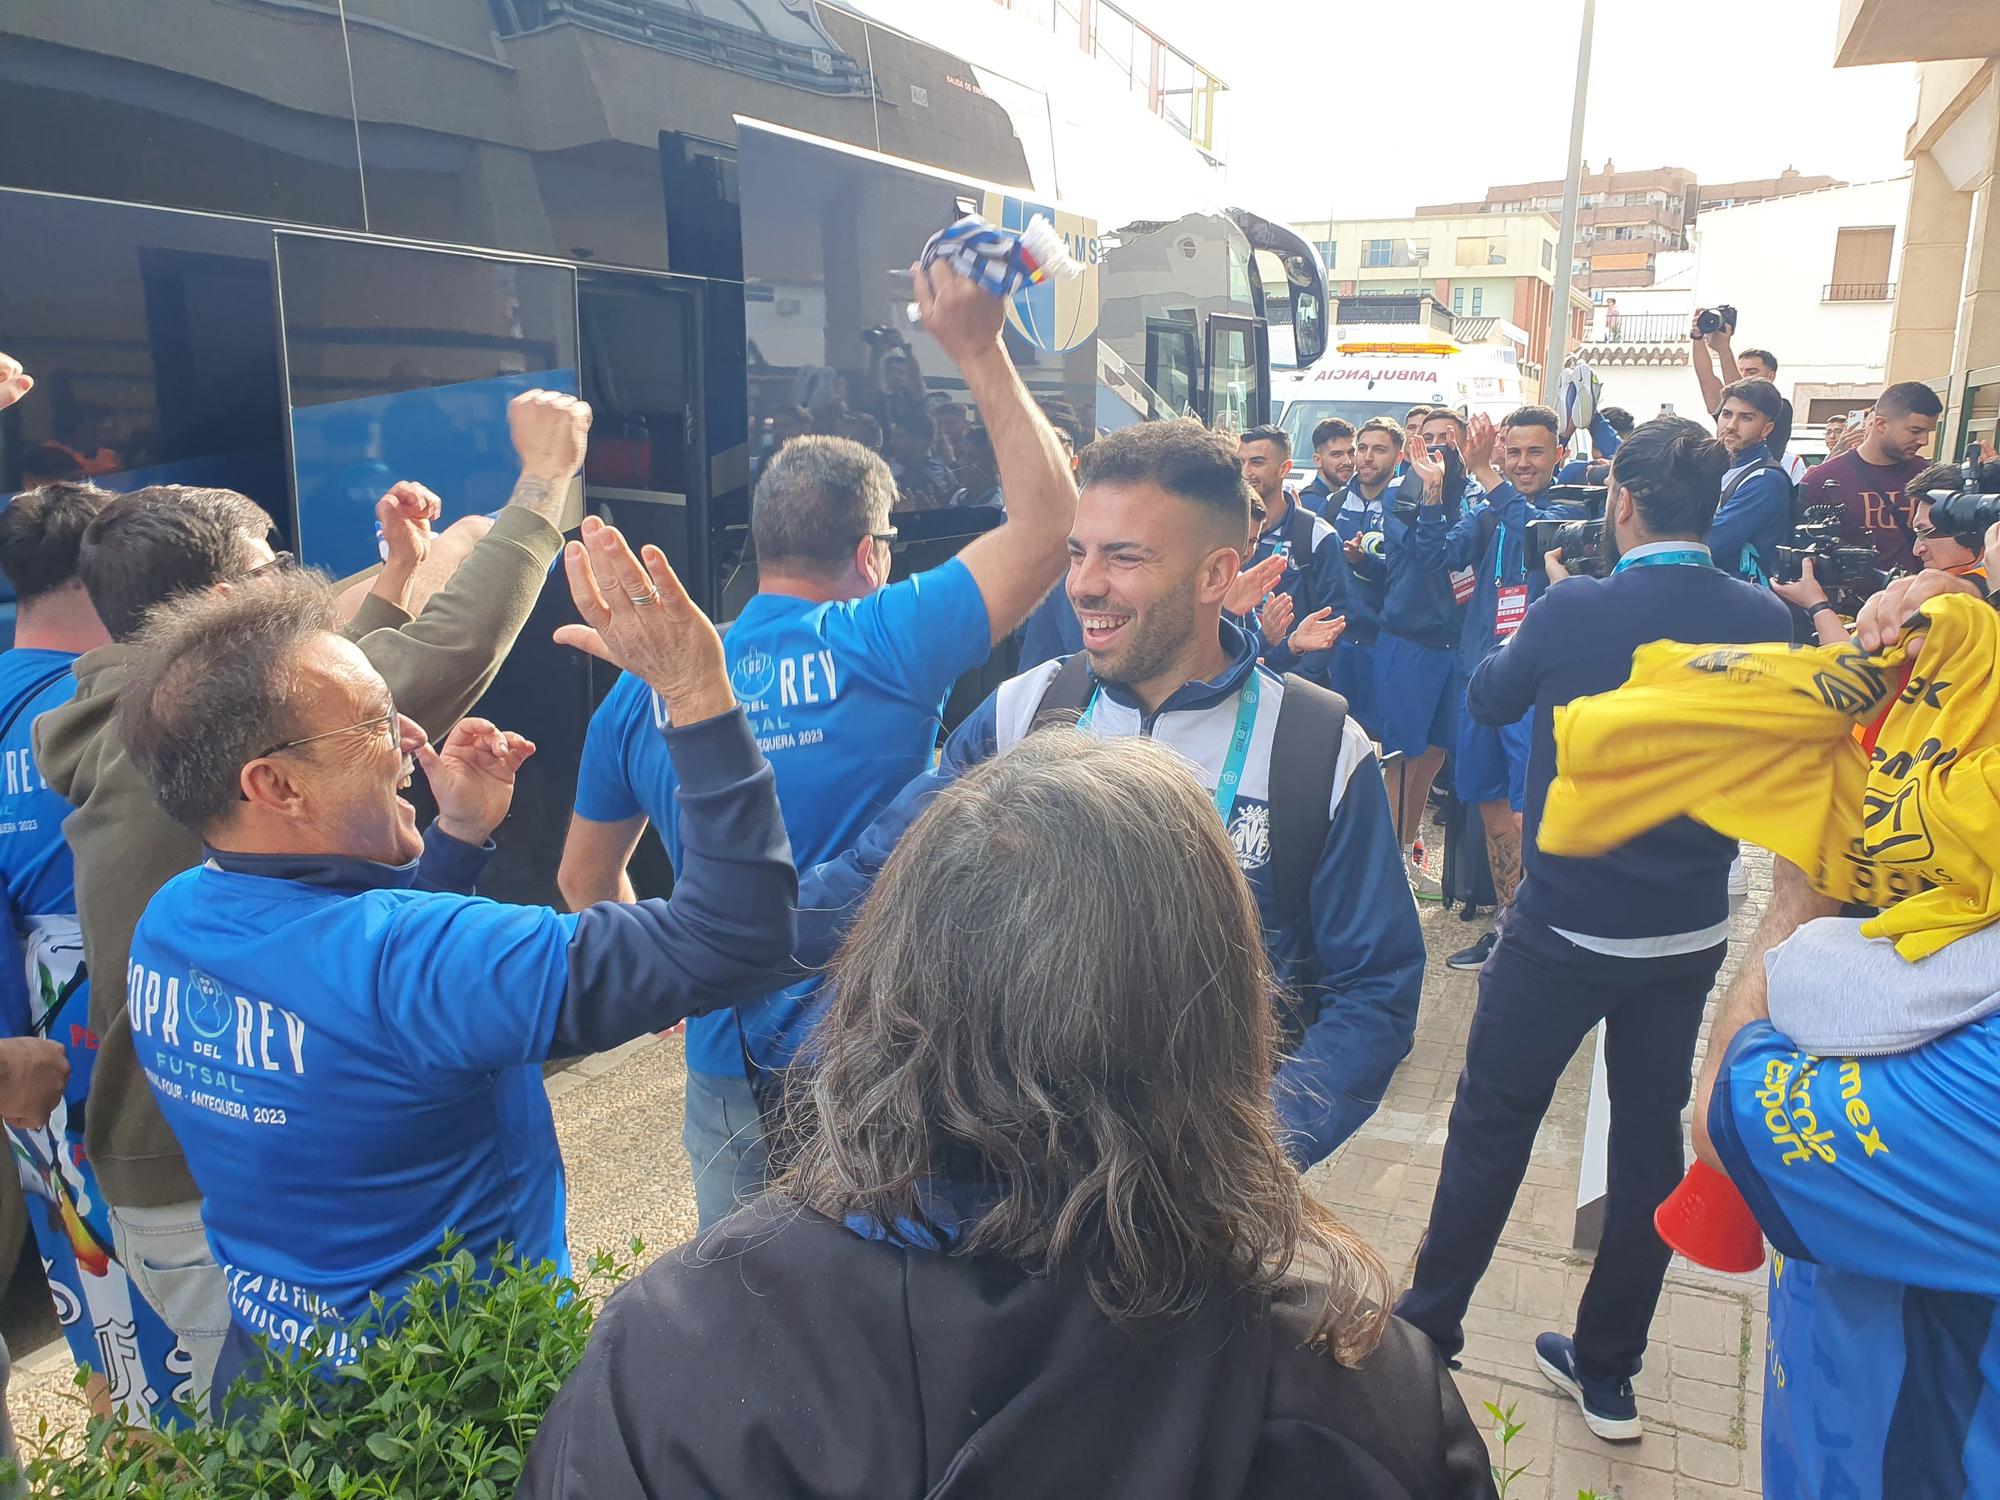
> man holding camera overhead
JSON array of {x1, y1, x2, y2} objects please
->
[{"x1": 1396, "y1": 417, "x2": 1792, "y2": 1444}]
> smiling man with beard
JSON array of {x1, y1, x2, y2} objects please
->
[
  {"x1": 114, "y1": 522, "x2": 796, "y2": 1419},
  {"x1": 794, "y1": 419, "x2": 1425, "y2": 1170}
]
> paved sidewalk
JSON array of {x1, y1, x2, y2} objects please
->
[
  {"x1": 1321, "y1": 859, "x2": 1775, "y2": 1500},
  {"x1": 4, "y1": 881, "x2": 1778, "y2": 1500}
]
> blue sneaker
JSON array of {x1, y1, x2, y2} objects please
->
[{"x1": 1534, "y1": 1332, "x2": 1642, "y2": 1441}]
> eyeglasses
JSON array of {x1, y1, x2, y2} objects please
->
[
  {"x1": 242, "y1": 550, "x2": 297, "y2": 581},
  {"x1": 866, "y1": 527, "x2": 900, "y2": 547},
  {"x1": 253, "y1": 711, "x2": 398, "y2": 762}
]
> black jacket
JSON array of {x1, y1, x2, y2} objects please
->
[{"x1": 520, "y1": 1201, "x2": 1495, "y2": 1499}]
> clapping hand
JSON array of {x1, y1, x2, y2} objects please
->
[
  {"x1": 1225, "y1": 552, "x2": 1288, "y2": 617},
  {"x1": 1287, "y1": 608, "x2": 1347, "y2": 656},
  {"x1": 554, "y1": 516, "x2": 733, "y2": 726},
  {"x1": 1404, "y1": 426, "x2": 1446, "y2": 502},
  {"x1": 418, "y1": 717, "x2": 537, "y2": 847},
  {"x1": 1464, "y1": 412, "x2": 1499, "y2": 473},
  {"x1": 1259, "y1": 588, "x2": 1294, "y2": 644}
]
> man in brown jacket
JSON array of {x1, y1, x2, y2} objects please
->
[{"x1": 33, "y1": 389, "x2": 590, "y2": 1409}]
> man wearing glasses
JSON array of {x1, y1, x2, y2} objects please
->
[
  {"x1": 116, "y1": 524, "x2": 794, "y2": 1418},
  {"x1": 34, "y1": 390, "x2": 591, "y2": 1410},
  {"x1": 558, "y1": 258, "x2": 1078, "y2": 1229}
]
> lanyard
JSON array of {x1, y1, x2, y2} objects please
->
[
  {"x1": 1079, "y1": 671, "x2": 1262, "y2": 825},
  {"x1": 1612, "y1": 547, "x2": 1712, "y2": 574}
]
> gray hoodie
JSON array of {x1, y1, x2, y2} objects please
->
[{"x1": 1767, "y1": 916, "x2": 2000, "y2": 1057}]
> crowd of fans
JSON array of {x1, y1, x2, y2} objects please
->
[{"x1": 0, "y1": 262, "x2": 1995, "y2": 1499}]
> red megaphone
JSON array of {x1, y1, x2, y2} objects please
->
[{"x1": 1654, "y1": 1160, "x2": 1766, "y2": 1274}]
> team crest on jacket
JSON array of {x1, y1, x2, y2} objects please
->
[{"x1": 1228, "y1": 803, "x2": 1271, "y2": 871}]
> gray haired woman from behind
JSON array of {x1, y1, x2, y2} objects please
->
[{"x1": 523, "y1": 732, "x2": 1494, "y2": 1499}]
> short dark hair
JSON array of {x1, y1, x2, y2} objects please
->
[
  {"x1": 118, "y1": 570, "x2": 340, "y2": 836},
  {"x1": 887, "y1": 404, "x2": 936, "y2": 444},
  {"x1": 1738, "y1": 348, "x2": 1778, "y2": 373},
  {"x1": 1501, "y1": 404, "x2": 1560, "y2": 437},
  {"x1": 1421, "y1": 409, "x2": 1467, "y2": 437},
  {"x1": 1908, "y1": 463, "x2": 1963, "y2": 510},
  {"x1": 1404, "y1": 405, "x2": 1433, "y2": 426},
  {"x1": 1356, "y1": 416, "x2": 1404, "y2": 447},
  {"x1": 78, "y1": 486, "x2": 274, "y2": 642},
  {"x1": 1877, "y1": 382, "x2": 1944, "y2": 422},
  {"x1": 1238, "y1": 424, "x2": 1291, "y2": 460},
  {"x1": 1609, "y1": 416, "x2": 1732, "y2": 537},
  {"x1": 1039, "y1": 400, "x2": 1089, "y2": 455},
  {"x1": 0, "y1": 482, "x2": 113, "y2": 604},
  {"x1": 1310, "y1": 416, "x2": 1355, "y2": 450},
  {"x1": 1599, "y1": 406, "x2": 1635, "y2": 437},
  {"x1": 1719, "y1": 378, "x2": 1784, "y2": 424},
  {"x1": 838, "y1": 412, "x2": 884, "y2": 452},
  {"x1": 752, "y1": 436, "x2": 896, "y2": 577},
  {"x1": 1077, "y1": 419, "x2": 1251, "y2": 536}
]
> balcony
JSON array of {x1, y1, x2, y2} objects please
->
[
  {"x1": 1823, "y1": 282, "x2": 1896, "y2": 302},
  {"x1": 1583, "y1": 312, "x2": 1686, "y2": 344},
  {"x1": 1336, "y1": 294, "x2": 1453, "y2": 335}
]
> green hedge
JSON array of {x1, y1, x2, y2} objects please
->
[{"x1": 17, "y1": 1237, "x2": 635, "y2": 1499}]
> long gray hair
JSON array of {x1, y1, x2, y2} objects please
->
[{"x1": 775, "y1": 732, "x2": 1390, "y2": 1363}]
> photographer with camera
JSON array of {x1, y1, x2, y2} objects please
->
[
  {"x1": 1799, "y1": 382, "x2": 1945, "y2": 573},
  {"x1": 1396, "y1": 417, "x2": 1791, "y2": 1441},
  {"x1": 1710, "y1": 378, "x2": 1794, "y2": 585}
]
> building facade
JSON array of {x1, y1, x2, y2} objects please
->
[
  {"x1": 1835, "y1": 0, "x2": 1998, "y2": 456},
  {"x1": 1689, "y1": 177, "x2": 1909, "y2": 427},
  {"x1": 1289, "y1": 210, "x2": 1592, "y2": 400},
  {"x1": 1420, "y1": 161, "x2": 1845, "y2": 293}
]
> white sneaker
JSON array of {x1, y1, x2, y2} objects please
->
[
  {"x1": 1728, "y1": 852, "x2": 1749, "y2": 902},
  {"x1": 1408, "y1": 854, "x2": 1443, "y2": 903}
]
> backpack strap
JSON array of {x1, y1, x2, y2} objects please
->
[
  {"x1": 1267, "y1": 673, "x2": 1348, "y2": 926},
  {"x1": 1030, "y1": 651, "x2": 1096, "y2": 729},
  {"x1": 1719, "y1": 458, "x2": 1779, "y2": 507},
  {"x1": 1286, "y1": 505, "x2": 1319, "y2": 574}
]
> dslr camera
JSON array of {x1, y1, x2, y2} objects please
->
[
  {"x1": 1691, "y1": 304, "x2": 1738, "y2": 338},
  {"x1": 1522, "y1": 483, "x2": 1610, "y2": 578},
  {"x1": 1925, "y1": 455, "x2": 2000, "y2": 539},
  {"x1": 1773, "y1": 505, "x2": 1885, "y2": 605}
]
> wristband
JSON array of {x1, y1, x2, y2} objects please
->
[{"x1": 1807, "y1": 601, "x2": 1837, "y2": 618}]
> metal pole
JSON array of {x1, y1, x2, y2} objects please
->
[{"x1": 1544, "y1": 0, "x2": 1595, "y2": 399}]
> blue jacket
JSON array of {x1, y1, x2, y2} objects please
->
[
  {"x1": 128, "y1": 710, "x2": 795, "y2": 1371},
  {"x1": 1468, "y1": 548, "x2": 1792, "y2": 942},
  {"x1": 1327, "y1": 480, "x2": 1390, "y2": 643},
  {"x1": 1361, "y1": 456, "x2": 1470, "y2": 651},
  {"x1": 1710, "y1": 441, "x2": 1793, "y2": 584},
  {"x1": 1247, "y1": 500, "x2": 1351, "y2": 687},
  {"x1": 793, "y1": 624, "x2": 1426, "y2": 1168},
  {"x1": 1436, "y1": 480, "x2": 1586, "y2": 675},
  {"x1": 1557, "y1": 410, "x2": 1626, "y2": 483},
  {"x1": 1296, "y1": 473, "x2": 1336, "y2": 515}
]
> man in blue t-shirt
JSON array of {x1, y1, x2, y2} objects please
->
[
  {"x1": 1695, "y1": 845, "x2": 2000, "y2": 1500},
  {"x1": 119, "y1": 527, "x2": 796, "y2": 1416},
  {"x1": 558, "y1": 260, "x2": 1079, "y2": 1229}
]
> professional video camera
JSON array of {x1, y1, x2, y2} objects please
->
[
  {"x1": 1522, "y1": 483, "x2": 1610, "y2": 577},
  {"x1": 1925, "y1": 455, "x2": 2000, "y2": 539},
  {"x1": 1691, "y1": 304, "x2": 1738, "y2": 338},
  {"x1": 1773, "y1": 505, "x2": 1886, "y2": 606}
]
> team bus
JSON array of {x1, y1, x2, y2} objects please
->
[{"x1": 0, "y1": 0, "x2": 1323, "y2": 901}]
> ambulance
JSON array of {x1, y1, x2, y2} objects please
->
[{"x1": 1273, "y1": 329, "x2": 1525, "y2": 457}]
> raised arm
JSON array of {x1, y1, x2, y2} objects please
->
[
  {"x1": 916, "y1": 262, "x2": 1078, "y2": 644},
  {"x1": 356, "y1": 390, "x2": 589, "y2": 737}
]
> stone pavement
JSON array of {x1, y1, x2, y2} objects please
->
[
  {"x1": 1318, "y1": 853, "x2": 1775, "y2": 1500},
  {"x1": 4, "y1": 868, "x2": 1779, "y2": 1500}
]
